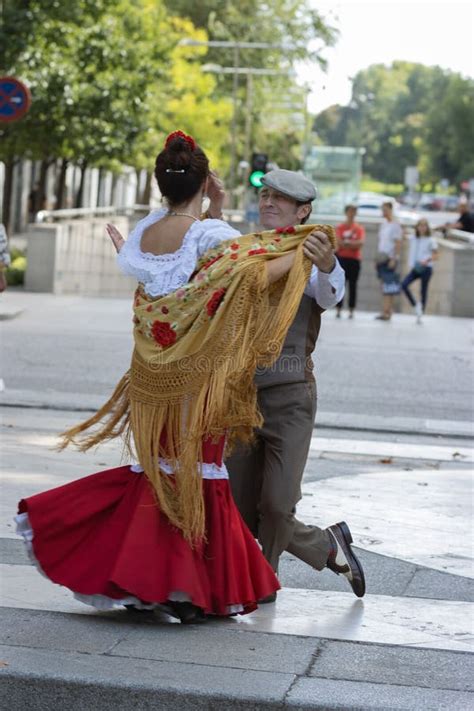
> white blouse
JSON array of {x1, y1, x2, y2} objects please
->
[
  {"x1": 117, "y1": 208, "x2": 240, "y2": 297},
  {"x1": 117, "y1": 207, "x2": 344, "y2": 308},
  {"x1": 407, "y1": 235, "x2": 438, "y2": 269}
]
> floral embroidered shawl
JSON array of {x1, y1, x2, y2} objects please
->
[{"x1": 61, "y1": 224, "x2": 336, "y2": 542}]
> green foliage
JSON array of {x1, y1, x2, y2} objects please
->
[
  {"x1": 163, "y1": 0, "x2": 337, "y2": 171},
  {"x1": 314, "y1": 62, "x2": 474, "y2": 187},
  {"x1": 163, "y1": 0, "x2": 337, "y2": 65},
  {"x1": 9, "y1": 247, "x2": 25, "y2": 262},
  {"x1": 6, "y1": 255, "x2": 26, "y2": 286},
  {"x1": 359, "y1": 178, "x2": 404, "y2": 197},
  {"x1": 0, "y1": 0, "x2": 233, "y2": 178},
  {"x1": 256, "y1": 126, "x2": 303, "y2": 172}
]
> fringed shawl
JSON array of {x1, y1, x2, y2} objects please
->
[{"x1": 60, "y1": 224, "x2": 336, "y2": 543}]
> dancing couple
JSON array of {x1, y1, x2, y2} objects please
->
[{"x1": 16, "y1": 131, "x2": 365, "y2": 624}]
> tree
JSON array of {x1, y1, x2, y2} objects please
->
[
  {"x1": 422, "y1": 74, "x2": 474, "y2": 186},
  {"x1": 313, "y1": 62, "x2": 474, "y2": 187},
  {"x1": 0, "y1": 0, "x2": 234, "y2": 226},
  {"x1": 162, "y1": 0, "x2": 338, "y2": 172}
]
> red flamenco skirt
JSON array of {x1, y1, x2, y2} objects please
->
[{"x1": 16, "y1": 439, "x2": 279, "y2": 616}]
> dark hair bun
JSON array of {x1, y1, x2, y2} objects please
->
[
  {"x1": 167, "y1": 136, "x2": 193, "y2": 153},
  {"x1": 154, "y1": 134, "x2": 209, "y2": 206}
]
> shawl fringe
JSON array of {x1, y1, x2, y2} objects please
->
[{"x1": 59, "y1": 225, "x2": 335, "y2": 543}]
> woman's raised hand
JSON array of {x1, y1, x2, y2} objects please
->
[
  {"x1": 206, "y1": 170, "x2": 225, "y2": 218},
  {"x1": 106, "y1": 224, "x2": 125, "y2": 253}
]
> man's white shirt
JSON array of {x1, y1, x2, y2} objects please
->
[{"x1": 304, "y1": 259, "x2": 345, "y2": 309}]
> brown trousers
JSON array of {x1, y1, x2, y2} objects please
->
[{"x1": 227, "y1": 381, "x2": 331, "y2": 573}]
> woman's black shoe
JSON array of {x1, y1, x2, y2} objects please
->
[{"x1": 168, "y1": 601, "x2": 206, "y2": 624}]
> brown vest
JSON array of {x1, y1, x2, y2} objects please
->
[{"x1": 254, "y1": 294, "x2": 322, "y2": 389}]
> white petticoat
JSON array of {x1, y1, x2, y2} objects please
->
[{"x1": 130, "y1": 458, "x2": 229, "y2": 480}]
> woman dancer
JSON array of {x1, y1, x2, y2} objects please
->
[{"x1": 16, "y1": 131, "x2": 335, "y2": 623}]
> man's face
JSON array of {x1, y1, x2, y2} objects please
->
[
  {"x1": 258, "y1": 187, "x2": 310, "y2": 229},
  {"x1": 382, "y1": 204, "x2": 392, "y2": 219}
]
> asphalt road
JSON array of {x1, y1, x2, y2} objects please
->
[{"x1": 1, "y1": 291, "x2": 473, "y2": 423}]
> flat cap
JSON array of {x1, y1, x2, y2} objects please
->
[{"x1": 261, "y1": 169, "x2": 317, "y2": 202}]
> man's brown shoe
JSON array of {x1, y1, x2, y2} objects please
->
[{"x1": 326, "y1": 521, "x2": 366, "y2": 598}]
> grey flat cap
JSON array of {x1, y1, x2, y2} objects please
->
[{"x1": 261, "y1": 169, "x2": 317, "y2": 202}]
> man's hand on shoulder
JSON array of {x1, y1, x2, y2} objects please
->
[{"x1": 303, "y1": 231, "x2": 335, "y2": 273}]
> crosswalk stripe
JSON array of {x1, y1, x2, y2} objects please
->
[{"x1": 310, "y1": 437, "x2": 473, "y2": 462}]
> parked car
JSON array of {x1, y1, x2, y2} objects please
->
[
  {"x1": 416, "y1": 194, "x2": 446, "y2": 211},
  {"x1": 355, "y1": 192, "x2": 418, "y2": 225},
  {"x1": 443, "y1": 195, "x2": 460, "y2": 212}
]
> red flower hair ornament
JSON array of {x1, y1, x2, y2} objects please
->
[{"x1": 165, "y1": 130, "x2": 196, "y2": 151}]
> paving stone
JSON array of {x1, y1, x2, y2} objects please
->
[
  {"x1": 286, "y1": 677, "x2": 474, "y2": 710},
  {"x1": 405, "y1": 567, "x2": 474, "y2": 603},
  {"x1": 111, "y1": 624, "x2": 319, "y2": 673},
  {"x1": 279, "y1": 549, "x2": 415, "y2": 598},
  {"x1": 310, "y1": 639, "x2": 473, "y2": 691},
  {"x1": 0, "y1": 537, "x2": 29, "y2": 566},
  {"x1": 0, "y1": 607, "x2": 319, "y2": 674},
  {"x1": 0, "y1": 644, "x2": 294, "y2": 710},
  {"x1": 0, "y1": 607, "x2": 126, "y2": 654}
]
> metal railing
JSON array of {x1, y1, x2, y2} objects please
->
[
  {"x1": 35, "y1": 205, "x2": 150, "y2": 223},
  {"x1": 443, "y1": 228, "x2": 474, "y2": 245},
  {"x1": 35, "y1": 205, "x2": 247, "y2": 224}
]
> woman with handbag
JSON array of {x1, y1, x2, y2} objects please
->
[
  {"x1": 401, "y1": 218, "x2": 438, "y2": 324},
  {"x1": 375, "y1": 202, "x2": 403, "y2": 321}
]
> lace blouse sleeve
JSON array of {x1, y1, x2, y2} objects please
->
[
  {"x1": 116, "y1": 209, "x2": 167, "y2": 282},
  {"x1": 197, "y1": 219, "x2": 241, "y2": 257}
]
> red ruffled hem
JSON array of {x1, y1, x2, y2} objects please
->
[{"x1": 18, "y1": 466, "x2": 279, "y2": 616}]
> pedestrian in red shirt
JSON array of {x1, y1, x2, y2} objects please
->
[{"x1": 335, "y1": 205, "x2": 365, "y2": 319}]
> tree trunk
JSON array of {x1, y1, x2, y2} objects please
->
[
  {"x1": 96, "y1": 167, "x2": 103, "y2": 207},
  {"x1": 38, "y1": 159, "x2": 50, "y2": 211},
  {"x1": 2, "y1": 159, "x2": 15, "y2": 234},
  {"x1": 141, "y1": 171, "x2": 152, "y2": 205},
  {"x1": 55, "y1": 158, "x2": 69, "y2": 210},
  {"x1": 135, "y1": 169, "x2": 141, "y2": 204},
  {"x1": 75, "y1": 161, "x2": 88, "y2": 208},
  {"x1": 111, "y1": 173, "x2": 118, "y2": 206}
]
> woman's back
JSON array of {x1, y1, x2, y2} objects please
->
[
  {"x1": 118, "y1": 208, "x2": 240, "y2": 297},
  {"x1": 140, "y1": 215, "x2": 196, "y2": 256}
]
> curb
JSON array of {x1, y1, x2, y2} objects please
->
[{"x1": 1, "y1": 389, "x2": 472, "y2": 439}]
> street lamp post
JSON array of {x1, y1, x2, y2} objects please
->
[
  {"x1": 179, "y1": 39, "x2": 292, "y2": 206},
  {"x1": 201, "y1": 64, "x2": 296, "y2": 206}
]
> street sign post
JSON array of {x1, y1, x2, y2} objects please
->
[
  {"x1": 0, "y1": 77, "x2": 31, "y2": 123},
  {"x1": 404, "y1": 166, "x2": 419, "y2": 189}
]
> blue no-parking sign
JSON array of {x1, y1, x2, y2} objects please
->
[{"x1": 0, "y1": 76, "x2": 31, "y2": 123}]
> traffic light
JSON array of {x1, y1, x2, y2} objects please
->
[{"x1": 249, "y1": 152, "x2": 268, "y2": 188}]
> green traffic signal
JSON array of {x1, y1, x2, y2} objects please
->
[{"x1": 249, "y1": 170, "x2": 265, "y2": 188}]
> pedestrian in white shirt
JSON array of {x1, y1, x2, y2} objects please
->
[
  {"x1": 375, "y1": 202, "x2": 403, "y2": 321},
  {"x1": 402, "y1": 218, "x2": 438, "y2": 324}
]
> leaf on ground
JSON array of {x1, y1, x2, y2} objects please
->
[
  {"x1": 0, "y1": 661, "x2": 9, "y2": 668},
  {"x1": 379, "y1": 457, "x2": 393, "y2": 464}
]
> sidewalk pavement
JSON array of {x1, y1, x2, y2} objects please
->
[{"x1": 0, "y1": 292, "x2": 473, "y2": 709}]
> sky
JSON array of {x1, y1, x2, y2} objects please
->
[{"x1": 299, "y1": 0, "x2": 474, "y2": 113}]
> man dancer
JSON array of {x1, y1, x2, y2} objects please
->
[{"x1": 227, "y1": 169, "x2": 366, "y2": 600}]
